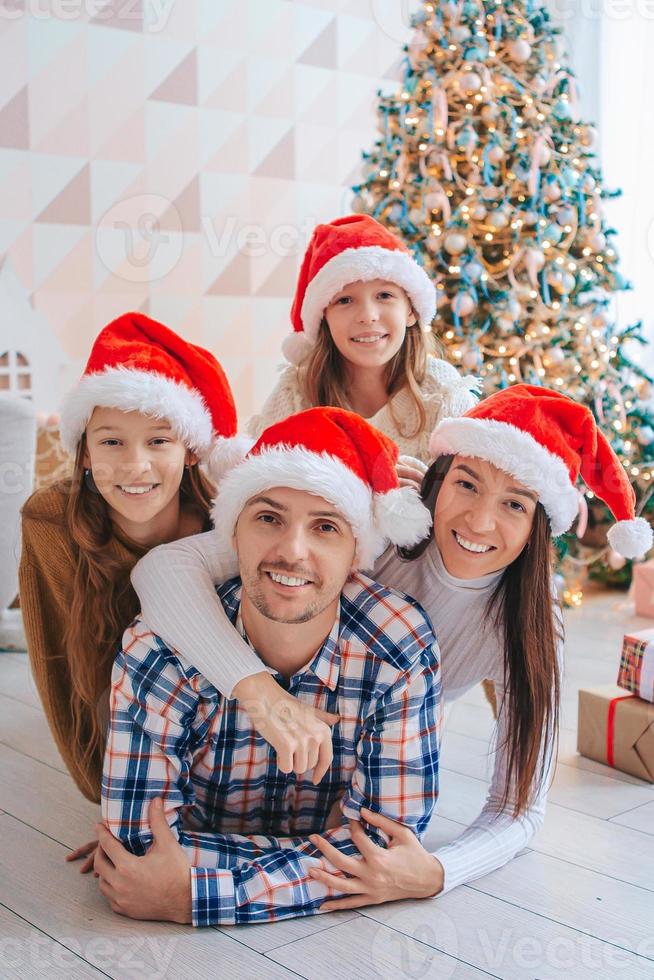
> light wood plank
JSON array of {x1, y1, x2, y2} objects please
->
[
  {"x1": 436, "y1": 769, "x2": 654, "y2": 889},
  {"x1": 0, "y1": 692, "x2": 66, "y2": 773},
  {"x1": 468, "y1": 850, "x2": 654, "y2": 959},
  {"x1": 440, "y1": 730, "x2": 654, "y2": 818},
  {"x1": 0, "y1": 743, "x2": 98, "y2": 847},
  {"x1": 609, "y1": 800, "x2": 654, "y2": 835},
  {"x1": 549, "y1": 763, "x2": 654, "y2": 819},
  {"x1": 218, "y1": 908, "x2": 359, "y2": 954},
  {"x1": 0, "y1": 814, "x2": 295, "y2": 980},
  {"x1": 532, "y1": 802, "x2": 654, "y2": 890},
  {"x1": 0, "y1": 905, "x2": 105, "y2": 979},
  {"x1": 266, "y1": 914, "x2": 492, "y2": 979},
  {"x1": 358, "y1": 885, "x2": 654, "y2": 979},
  {"x1": 0, "y1": 652, "x2": 41, "y2": 709}
]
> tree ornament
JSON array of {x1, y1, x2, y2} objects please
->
[
  {"x1": 453, "y1": 292, "x2": 476, "y2": 317},
  {"x1": 459, "y1": 71, "x2": 482, "y2": 94},
  {"x1": 487, "y1": 209, "x2": 509, "y2": 231},
  {"x1": 637, "y1": 426, "x2": 654, "y2": 447},
  {"x1": 462, "y1": 348, "x2": 483, "y2": 370},
  {"x1": 587, "y1": 231, "x2": 606, "y2": 252},
  {"x1": 463, "y1": 259, "x2": 484, "y2": 282},
  {"x1": 480, "y1": 104, "x2": 499, "y2": 125},
  {"x1": 444, "y1": 231, "x2": 468, "y2": 254},
  {"x1": 488, "y1": 144, "x2": 505, "y2": 164},
  {"x1": 507, "y1": 39, "x2": 532, "y2": 63}
]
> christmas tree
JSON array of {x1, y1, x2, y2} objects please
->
[{"x1": 353, "y1": 0, "x2": 654, "y2": 588}]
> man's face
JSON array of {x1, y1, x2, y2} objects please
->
[{"x1": 234, "y1": 486, "x2": 358, "y2": 624}]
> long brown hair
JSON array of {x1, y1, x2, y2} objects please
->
[
  {"x1": 400, "y1": 455, "x2": 562, "y2": 817},
  {"x1": 24, "y1": 434, "x2": 214, "y2": 800},
  {"x1": 300, "y1": 317, "x2": 440, "y2": 440}
]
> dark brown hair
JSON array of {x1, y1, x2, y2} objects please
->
[
  {"x1": 400, "y1": 455, "x2": 562, "y2": 817},
  {"x1": 24, "y1": 434, "x2": 214, "y2": 800},
  {"x1": 299, "y1": 316, "x2": 440, "y2": 440}
]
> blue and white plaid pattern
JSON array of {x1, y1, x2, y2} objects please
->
[{"x1": 102, "y1": 574, "x2": 441, "y2": 926}]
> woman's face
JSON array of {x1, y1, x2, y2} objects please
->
[
  {"x1": 83, "y1": 407, "x2": 193, "y2": 531},
  {"x1": 434, "y1": 455, "x2": 538, "y2": 579},
  {"x1": 324, "y1": 279, "x2": 417, "y2": 371}
]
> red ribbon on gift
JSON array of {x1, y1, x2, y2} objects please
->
[{"x1": 607, "y1": 693, "x2": 636, "y2": 767}]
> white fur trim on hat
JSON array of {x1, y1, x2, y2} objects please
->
[
  {"x1": 607, "y1": 517, "x2": 653, "y2": 560},
  {"x1": 429, "y1": 416, "x2": 579, "y2": 536},
  {"x1": 300, "y1": 246, "x2": 436, "y2": 343},
  {"x1": 59, "y1": 365, "x2": 213, "y2": 456},
  {"x1": 210, "y1": 446, "x2": 430, "y2": 570}
]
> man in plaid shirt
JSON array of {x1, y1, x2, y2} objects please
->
[{"x1": 99, "y1": 409, "x2": 441, "y2": 926}]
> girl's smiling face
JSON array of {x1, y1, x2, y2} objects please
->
[
  {"x1": 434, "y1": 455, "x2": 538, "y2": 578},
  {"x1": 324, "y1": 279, "x2": 417, "y2": 370},
  {"x1": 83, "y1": 407, "x2": 194, "y2": 535}
]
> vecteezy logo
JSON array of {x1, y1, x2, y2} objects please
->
[
  {"x1": 95, "y1": 194, "x2": 183, "y2": 284},
  {"x1": 368, "y1": 906, "x2": 459, "y2": 979}
]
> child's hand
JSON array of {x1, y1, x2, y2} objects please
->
[
  {"x1": 234, "y1": 671, "x2": 340, "y2": 784},
  {"x1": 66, "y1": 838, "x2": 99, "y2": 874},
  {"x1": 396, "y1": 455, "x2": 428, "y2": 493}
]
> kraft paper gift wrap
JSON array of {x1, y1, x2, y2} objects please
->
[{"x1": 578, "y1": 685, "x2": 654, "y2": 783}]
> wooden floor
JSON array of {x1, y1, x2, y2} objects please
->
[{"x1": 1, "y1": 589, "x2": 654, "y2": 979}]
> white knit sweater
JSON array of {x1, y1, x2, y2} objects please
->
[
  {"x1": 131, "y1": 533, "x2": 562, "y2": 895},
  {"x1": 247, "y1": 356, "x2": 480, "y2": 463}
]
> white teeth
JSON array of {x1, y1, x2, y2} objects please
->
[
  {"x1": 455, "y1": 532, "x2": 493, "y2": 554},
  {"x1": 352, "y1": 334, "x2": 386, "y2": 344},
  {"x1": 269, "y1": 572, "x2": 309, "y2": 587},
  {"x1": 119, "y1": 485, "x2": 156, "y2": 495}
]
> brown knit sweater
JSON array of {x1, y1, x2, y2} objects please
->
[{"x1": 19, "y1": 482, "x2": 209, "y2": 803}]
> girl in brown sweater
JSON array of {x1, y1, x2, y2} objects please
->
[{"x1": 19, "y1": 312, "x2": 237, "y2": 806}]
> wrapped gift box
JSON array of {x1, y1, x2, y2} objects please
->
[
  {"x1": 619, "y1": 630, "x2": 654, "y2": 702},
  {"x1": 578, "y1": 685, "x2": 654, "y2": 782},
  {"x1": 633, "y1": 560, "x2": 654, "y2": 618}
]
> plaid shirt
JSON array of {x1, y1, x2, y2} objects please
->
[{"x1": 102, "y1": 574, "x2": 441, "y2": 927}]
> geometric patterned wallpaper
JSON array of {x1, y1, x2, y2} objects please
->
[{"x1": 0, "y1": 0, "x2": 407, "y2": 422}]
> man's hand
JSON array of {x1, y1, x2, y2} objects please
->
[
  {"x1": 233, "y1": 671, "x2": 339, "y2": 783},
  {"x1": 93, "y1": 798, "x2": 192, "y2": 923}
]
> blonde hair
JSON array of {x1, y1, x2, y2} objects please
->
[{"x1": 299, "y1": 317, "x2": 440, "y2": 439}]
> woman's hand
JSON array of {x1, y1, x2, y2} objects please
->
[
  {"x1": 93, "y1": 798, "x2": 192, "y2": 923},
  {"x1": 308, "y1": 807, "x2": 444, "y2": 911},
  {"x1": 66, "y1": 838, "x2": 98, "y2": 874},
  {"x1": 396, "y1": 455, "x2": 428, "y2": 493},
  {"x1": 233, "y1": 671, "x2": 340, "y2": 784}
]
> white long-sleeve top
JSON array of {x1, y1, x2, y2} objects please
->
[
  {"x1": 247, "y1": 356, "x2": 480, "y2": 463},
  {"x1": 131, "y1": 533, "x2": 562, "y2": 894}
]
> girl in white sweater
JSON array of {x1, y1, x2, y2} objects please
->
[
  {"x1": 247, "y1": 213, "x2": 479, "y2": 463},
  {"x1": 118, "y1": 386, "x2": 650, "y2": 909}
]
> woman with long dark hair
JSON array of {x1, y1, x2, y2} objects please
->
[{"x1": 79, "y1": 385, "x2": 650, "y2": 911}]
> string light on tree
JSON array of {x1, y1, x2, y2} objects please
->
[{"x1": 353, "y1": 0, "x2": 654, "y2": 590}]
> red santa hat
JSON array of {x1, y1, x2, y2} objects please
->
[
  {"x1": 210, "y1": 407, "x2": 432, "y2": 569},
  {"x1": 429, "y1": 384, "x2": 653, "y2": 560},
  {"x1": 60, "y1": 312, "x2": 238, "y2": 463},
  {"x1": 282, "y1": 214, "x2": 437, "y2": 365}
]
